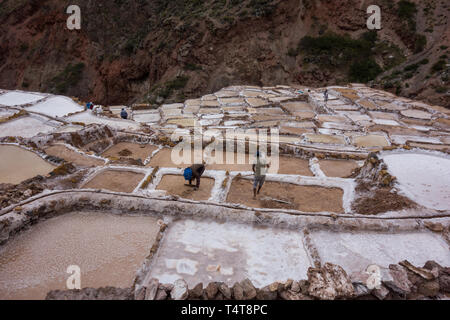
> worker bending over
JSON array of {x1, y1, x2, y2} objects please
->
[{"x1": 188, "y1": 161, "x2": 206, "y2": 190}]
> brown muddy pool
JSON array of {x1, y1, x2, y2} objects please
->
[
  {"x1": 0, "y1": 145, "x2": 55, "y2": 184},
  {"x1": 0, "y1": 211, "x2": 160, "y2": 300}
]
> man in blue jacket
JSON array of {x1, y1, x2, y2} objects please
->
[{"x1": 120, "y1": 108, "x2": 128, "y2": 119}]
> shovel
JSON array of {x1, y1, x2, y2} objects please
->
[{"x1": 260, "y1": 197, "x2": 292, "y2": 205}]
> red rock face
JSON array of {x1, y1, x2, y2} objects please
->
[{"x1": 0, "y1": 0, "x2": 448, "y2": 106}]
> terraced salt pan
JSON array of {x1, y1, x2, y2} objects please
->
[
  {"x1": 0, "y1": 115, "x2": 58, "y2": 138},
  {"x1": 156, "y1": 175, "x2": 214, "y2": 201},
  {"x1": 45, "y1": 145, "x2": 105, "y2": 167},
  {"x1": 321, "y1": 122, "x2": 359, "y2": 131},
  {"x1": 280, "y1": 126, "x2": 314, "y2": 135},
  {"x1": 133, "y1": 112, "x2": 161, "y2": 123},
  {"x1": 310, "y1": 231, "x2": 450, "y2": 275},
  {"x1": 281, "y1": 101, "x2": 313, "y2": 113},
  {"x1": 149, "y1": 219, "x2": 311, "y2": 287},
  {"x1": 372, "y1": 119, "x2": 401, "y2": 126},
  {"x1": 246, "y1": 98, "x2": 269, "y2": 107},
  {"x1": 0, "y1": 211, "x2": 160, "y2": 300},
  {"x1": 382, "y1": 152, "x2": 450, "y2": 210},
  {"x1": 27, "y1": 96, "x2": 83, "y2": 117},
  {"x1": 353, "y1": 135, "x2": 389, "y2": 148},
  {"x1": 66, "y1": 111, "x2": 140, "y2": 130},
  {"x1": 0, "y1": 109, "x2": 17, "y2": 118},
  {"x1": 0, "y1": 145, "x2": 56, "y2": 184},
  {"x1": 408, "y1": 143, "x2": 449, "y2": 152},
  {"x1": 0, "y1": 91, "x2": 45, "y2": 106},
  {"x1": 305, "y1": 134, "x2": 346, "y2": 145},
  {"x1": 52, "y1": 124, "x2": 83, "y2": 133},
  {"x1": 227, "y1": 179, "x2": 344, "y2": 213},
  {"x1": 390, "y1": 135, "x2": 442, "y2": 145},
  {"x1": 318, "y1": 160, "x2": 359, "y2": 178},
  {"x1": 148, "y1": 148, "x2": 206, "y2": 168},
  {"x1": 82, "y1": 170, "x2": 145, "y2": 193},
  {"x1": 401, "y1": 109, "x2": 432, "y2": 120},
  {"x1": 102, "y1": 142, "x2": 158, "y2": 162}
]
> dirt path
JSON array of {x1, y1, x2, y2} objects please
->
[
  {"x1": 45, "y1": 145, "x2": 105, "y2": 167},
  {"x1": 156, "y1": 174, "x2": 214, "y2": 201},
  {"x1": 82, "y1": 170, "x2": 145, "y2": 193},
  {"x1": 227, "y1": 178, "x2": 344, "y2": 213}
]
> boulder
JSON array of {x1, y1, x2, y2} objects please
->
[
  {"x1": 232, "y1": 282, "x2": 244, "y2": 300},
  {"x1": 400, "y1": 260, "x2": 436, "y2": 280},
  {"x1": 256, "y1": 286, "x2": 278, "y2": 300},
  {"x1": 155, "y1": 289, "x2": 167, "y2": 300},
  {"x1": 279, "y1": 290, "x2": 311, "y2": 300},
  {"x1": 382, "y1": 264, "x2": 412, "y2": 296},
  {"x1": 423, "y1": 221, "x2": 444, "y2": 233},
  {"x1": 218, "y1": 283, "x2": 232, "y2": 299},
  {"x1": 144, "y1": 278, "x2": 159, "y2": 300},
  {"x1": 171, "y1": 279, "x2": 188, "y2": 300},
  {"x1": 418, "y1": 280, "x2": 440, "y2": 297},
  {"x1": 189, "y1": 283, "x2": 203, "y2": 299},
  {"x1": 353, "y1": 283, "x2": 371, "y2": 297},
  {"x1": 240, "y1": 279, "x2": 257, "y2": 300},
  {"x1": 298, "y1": 280, "x2": 310, "y2": 295},
  {"x1": 283, "y1": 279, "x2": 294, "y2": 290},
  {"x1": 372, "y1": 285, "x2": 390, "y2": 300},
  {"x1": 307, "y1": 263, "x2": 355, "y2": 300},
  {"x1": 134, "y1": 286, "x2": 146, "y2": 300},
  {"x1": 290, "y1": 281, "x2": 300, "y2": 293},
  {"x1": 439, "y1": 275, "x2": 450, "y2": 293},
  {"x1": 205, "y1": 282, "x2": 219, "y2": 299}
]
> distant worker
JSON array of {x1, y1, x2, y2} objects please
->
[
  {"x1": 120, "y1": 108, "x2": 128, "y2": 119},
  {"x1": 324, "y1": 89, "x2": 329, "y2": 105},
  {"x1": 94, "y1": 105, "x2": 103, "y2": 116},
  {"x1": 252, "y1": 151, "x2": 270, "y2": 199},
  {"x1": 86, "y1": 102, "x2": 92, "y2": 110},
  {"x1": 184, "y1": 161, "x2": 206, "y2": 190}
]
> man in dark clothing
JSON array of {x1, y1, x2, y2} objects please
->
[
  {"x1": 188, "y1": 162, "x2": 206, "y2": 189},
  {"x1": 120, "y1": 108, "x2": 128, "y2": 119}
]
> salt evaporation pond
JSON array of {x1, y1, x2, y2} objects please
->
[
  {"x1": 0, "y1": 211, "x2": 160, "y2": 300},
  {"x1": 310, "y1": 231, "x2": 450, "y2": 274},
  {"x1": 0, "y1": 91, "x2": 45, "y2": 106},
  {"x1": 0, "y1": 116, "x2": 58, "y2": 138},
  {"x1": 0, "y1": 145, "x2": 56, "y2": 184},
  {"x1": 149, "y1": 219, "x2": 312, "y2": 288},
  {"x1": 382, "y1": 152, "x2": 450, "y2": 210},
  {"x1": 27, "y1": 96, "x2": 83, "y2": 118}
]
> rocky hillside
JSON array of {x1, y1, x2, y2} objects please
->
[{"x1": 0, "y1": 0, "x2": 448, "y2": 106}]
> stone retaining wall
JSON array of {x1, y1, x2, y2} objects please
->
[{"x1": 46, "y1": 260, "x2": 450, "y2": 300}]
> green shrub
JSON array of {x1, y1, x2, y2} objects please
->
[
  {"x1": 287, "y1": 47, "x2": 298, "y2": 57},
  {"x1": 349, "y1": 59, "x2": 382, "y2": 82},
  {"x1": 298, "y1": 32, "x2": 376, "y2": 64},
  {"x1": 398, "y1": 1, "x2": 417, "y2": 19},
  {"x1": 414, "y1": 34, "x2": 427, "y2": 53},
  {"x1": 431, "y1": 60, "x2": 446, "y2": 73},
  {"x1": 49, "y1": 63, "x2": 85, "y2": 94},
  {"x1": 404, "y1": 64, "x2": 419, "y2": 72},
  {"x1": 184, "y1": 63, "x2": 202, "y2": 71}
]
